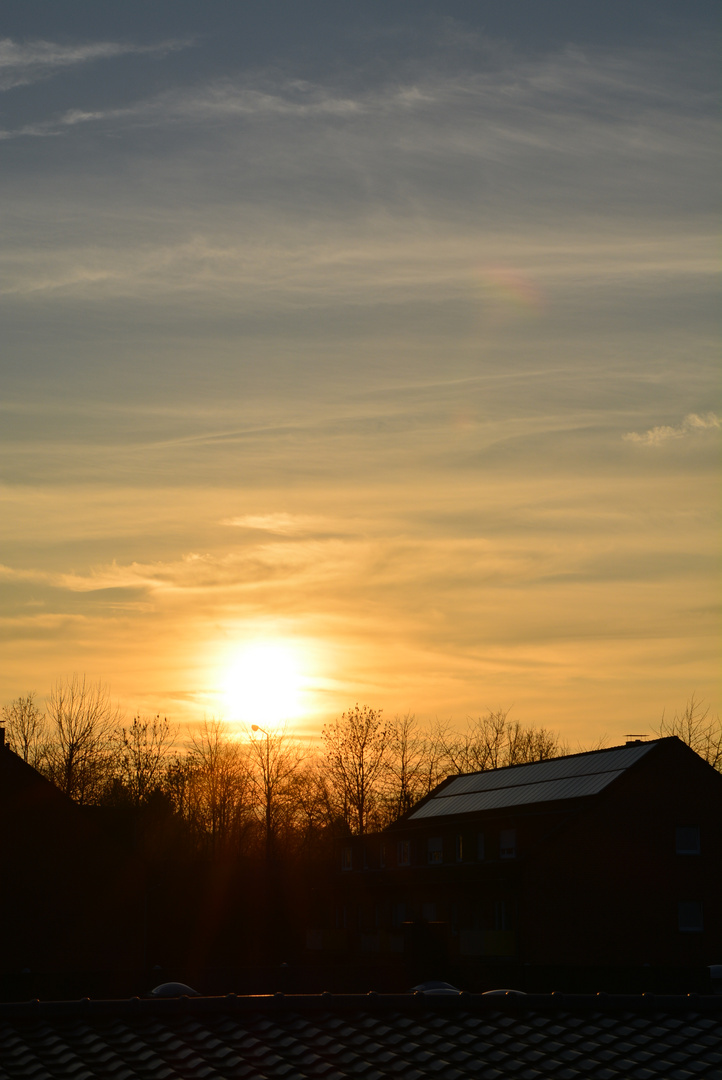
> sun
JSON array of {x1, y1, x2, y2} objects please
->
[{"x1": 222, "y1": 641, "x2": 305, "y2": 727}]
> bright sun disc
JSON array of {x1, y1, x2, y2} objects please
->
[{"x1": 223, "y1": 641, "x2": 304, "y2": 726}]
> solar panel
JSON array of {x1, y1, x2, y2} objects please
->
[
  {"x1": 408, "y1": 770, "x2": 625, "y2": 818},
  {"x1": 406, "y1": 743, "x2": 655, "y2": 819},
  {"x1": 439, "y1": 743, "x2": 652, "y2": 798}
]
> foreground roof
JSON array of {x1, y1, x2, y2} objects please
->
[
  {"x1": 0, "y1": 992, "x2": 720, "y2": 1079},
  {"x1": 408, "y1": 741, "x2": 655, "y2": 819}
]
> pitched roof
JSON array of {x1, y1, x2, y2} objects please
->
[
  {"x1": 0, "y1": 992, "x2": 719, "y2": 1079},
  {"x1": 408, "y1": 741, "x2": 655, "y2": 820}
]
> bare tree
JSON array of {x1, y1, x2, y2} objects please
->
[
  {"x1": 186, "y1": 720, "x2": 250, "y2": 853},
  {"x1": 246, "y1": 724, "x2": 307, "y2": 859},
  {"x1": 442, "y1": 709, "x2": 563, "y2": 775},
  {"x1": 45, "y1": 675, "x2": 122, "y2": 804},
  {"x1": 506, "y1": 717, "x2": 561, "y2": 765},
  {"x1": 289, "y1": 754, "x2": 333, "y2": 850},
  {"x1": 383, "y1": 713, "x2": 448, "y2": 821},
  {"x1": 113, "y1": 715, "x2": 177, "y2": 807},
  {"x1": 655, "y1": 694, "x2": 722, "y2": 772},
  {"x1": 322, "y1": 704, "x2": 389, "y2": 835},
  {"x1": 2, "y1": 692, "x2": 46, "y2": 767}
]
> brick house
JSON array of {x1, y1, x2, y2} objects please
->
[{"x1": 321, "y1": 737, "x2": 722, "y2": 990}]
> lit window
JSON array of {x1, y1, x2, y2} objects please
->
[
  {"x1": 428, "y1": 836, "x2": 443, "y2": 864},
  {"x1": 678, "y1": 901, "x2": 703, "y2": 932},
  {"x1": 397, "y1": 840, "x2": 411, "y2": 867},
  {"x1": 500, "y1": 829, "x2": 516, "y2": 859},
  {"x1": 341, "y1": 846, "x2": 353, "y2": 871},
  {"x1": 676, "y1": 826, "x2": 701, "y2": 855}
]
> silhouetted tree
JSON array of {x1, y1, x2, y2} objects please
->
[
  {"x1": 45, "y1": 675, "x2": 122, "y2": 804},
  {"x1": 383, "y1": 712, "x2": 448, "y2": 821},
  {"x1": 322, "y1": 704, "x2": 389, "y2": 835},
  {"x1": 655, "y1": 694, "x2": 722, "y2": 772},
  {"x1": 441, "y1": 708, "x2": 563, "y2": 774},
  {"x1": 186, "y1": 720, "x2": 250, "y2": 853},
  {"x1": 2, "y1": 692, "x2": 46, "y2": 767},
  {"x1": 113, "y1": 715, "x2": 177, "y2": 807},
  {"x1": 247, "y1": 724, "x2": 307, "y2": 859}
]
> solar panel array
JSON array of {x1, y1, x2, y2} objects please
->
[{"x1": 408, "y1": 742, "x2": 653, "y2": 819}]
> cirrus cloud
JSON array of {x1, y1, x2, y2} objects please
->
[{"x1": 0, "y1": 36, "x2": 192, "y2": 92}]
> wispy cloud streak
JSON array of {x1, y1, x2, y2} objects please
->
[
  {"x1": 0, "y1": 36, "x2": 191, "y2": 92},
  {"x1": 624, "y1": 413, "x2": 720, "y2": 446}
]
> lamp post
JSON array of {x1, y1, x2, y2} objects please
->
[{"x1": 252, "y1": 724, "x2": 272, "y2": 861}]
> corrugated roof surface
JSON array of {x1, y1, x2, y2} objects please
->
[
  {"x1": 0, "y1": 994, "x2": 719, "y2": 1080},
  {"x1": 409, "y1": 742, "x2": 653, "y2": 819}
]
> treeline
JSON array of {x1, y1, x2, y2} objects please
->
[
  {"x1": 4, "y1": 678, "x2": 719, "y2": 863},
  {"x1": 1, "y1": 678, "x2": 566, "y2": 860}
]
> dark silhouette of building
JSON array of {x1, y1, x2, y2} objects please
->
[
  {"x1": 0, "y1": 729, "x2": 145, "y2": 996},
  {"x1": 318, "y1": 738, "x2": 722, "y2": 991}
]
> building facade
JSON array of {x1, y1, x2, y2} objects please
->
[{"x1": 313, "y1": 738, "x2": 722, "y2": 990}]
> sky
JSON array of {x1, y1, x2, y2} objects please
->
[{"x1": 1, "y1": 1, "x2": 719, "y2": 745}]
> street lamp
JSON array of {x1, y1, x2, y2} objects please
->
[{"x1": 252, "y1": 724, "x2": 272, "y2": 861}]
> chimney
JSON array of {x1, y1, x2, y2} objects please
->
[{"x1": 0, "y1": 727, "x2": 5, "y2": 748}]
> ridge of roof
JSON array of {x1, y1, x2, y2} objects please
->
[{"x1": 1, "y1": 990, "x2": 720, "y2": 1017}]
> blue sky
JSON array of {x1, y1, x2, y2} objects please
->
[{"x1": 1, "y1": 2, "x2": 719, "y2": 740}]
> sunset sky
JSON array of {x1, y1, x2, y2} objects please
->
[{"x1": 1, "y1": 1, "x2": 719, "y2": 745}]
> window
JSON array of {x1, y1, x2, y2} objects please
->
[
  {"x1": 397, "y1": 839, "x2": 411, "y2": 867},
  {"x1": 455, "y1": 833, "x2": 464, "y2": 862},
  {"x1": 678, "y1": 901, "x2": 704, "y2": 932},
  {"x1": 500, "y1": 829, "x2": 516, "y2": 859},
  {"x1": 477, "y1": 832, "x2": 485, "y2": 861},
  {"x1": 392, "y1": 901, "x2": 406, "y2": 927},
  {"x1": 428, "y1": 836, "x2": 444, "y2": 864},
  {"x1": 341, "y1": 845, "x2": 352, "y2": 871},
  {"x1": 494, "y1": 899, "x2": 513, "y2": 931},
  {"x1": 676, "y1": 826, "x2": 701, "y2": 855}
]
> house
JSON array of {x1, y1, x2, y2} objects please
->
[
  {"x1": 0, "y1": 729, "x2": 145, "y2": 994},
  {"x1": 320, "y1": 737, "x2": 722, "y2": 991}
]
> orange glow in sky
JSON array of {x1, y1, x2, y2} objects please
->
[{"x1": 1, "y1": 7, "x2": 719, "y2": 747}]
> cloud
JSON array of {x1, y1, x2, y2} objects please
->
[
  {"x1": 1, "y1": 38, "x2": 716, "y2": 172},
  {"x1": 624, "y1": 412, "x2": 720, "y2": 446},
  {"x1": 0, "y1": 36, "x2": 192, "y2": 92},
  {"x1": 222, "y1": 514, "x2": 322, "y2": 535}
]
